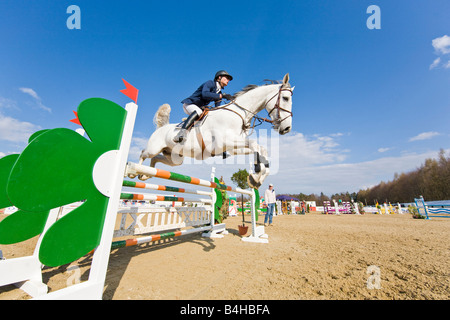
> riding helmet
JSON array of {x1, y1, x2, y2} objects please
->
[{"x1": 214, "y1": 70, "x2": 233, "y2": 81}]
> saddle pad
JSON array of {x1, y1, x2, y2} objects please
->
[{"x1": 176, "y1": 108, "x2": 209, "y2": 128}]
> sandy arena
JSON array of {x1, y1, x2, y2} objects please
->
[{"x1": 0, "y1": 212, "x2": 449, "y2": 300}]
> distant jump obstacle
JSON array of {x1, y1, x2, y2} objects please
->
[
  {"x1": 323, "y1": 200, "x2": 360, "y2": 215},
  {"x1": 0, "y1": 96, "x2": 268, "y2": 300},
  {"x1": 414, "y1": 196, "x2": 450, "y2": 219}
]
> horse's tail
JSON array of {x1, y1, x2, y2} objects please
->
[{"x1": 153, "y1": 103, "x2": 171, "y2": 128}]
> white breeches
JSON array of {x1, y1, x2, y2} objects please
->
[{"x1": 183, "y1": 103, "x2": 202, "y2": 116}]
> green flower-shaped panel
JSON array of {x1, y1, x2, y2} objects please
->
[
  {"x1": 0, "y1": 152, "x2": 50, "y2": 244},
  {"x1": 0, "y1": 98, "x2": 127, "y2": 267}
]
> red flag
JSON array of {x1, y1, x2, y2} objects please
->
[
  {"x1": 70, "y1": 111, "x2": 81, "y2": 126},
  {"x1": 120, "y1": 78, "x2": 139, "y2": 103}
]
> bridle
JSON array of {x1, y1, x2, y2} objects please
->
[
  {"x1": 216, "y1": 84, "x2": 293, "y2": 131},
  {"x1": 264, "y1": 85, "x2": 293, "y2": 129}
]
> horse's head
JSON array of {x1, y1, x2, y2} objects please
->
[{"x1": 265, "y1": 73, "x2": 293, "y2": 135}]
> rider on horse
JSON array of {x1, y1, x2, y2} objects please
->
[{"x1": 173, "y1": 70, "x2": 234, "y2": 143}]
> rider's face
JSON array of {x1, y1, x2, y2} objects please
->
[{"x1": 219, "y1": 76, "x2": 230, "y2": 88}]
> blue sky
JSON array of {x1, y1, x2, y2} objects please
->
[{"x1": 1, "y1": 0, "x2": 449, "y2": 196}]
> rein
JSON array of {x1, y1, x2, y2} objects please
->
[{"x1": 212, "y1": 85, "x2": 293, "y2": 132}]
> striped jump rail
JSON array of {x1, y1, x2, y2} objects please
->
[
  {"x1": 120, "y1": 192, "x2": 212, "y2": 203},
  {"x1": 111, "y1": 225, "x2": 213, "y2": 250},
  {"x1": 427, "y1": 208, "x2": 450, "y2": 216},
  {"x1": 122, "y1": 180, "x2": 212, "y2": 196},
  {"x1": 126, "y1": 162, "x2": 252, "y2": 196}
]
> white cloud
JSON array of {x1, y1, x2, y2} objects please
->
[
  {"x1": 378, "y1": 147, "x2": 391, "y2": 153},
  {"x1": 409, "y1": 131, "x2": 440, "y2": 142},
  {"x1": 0, "y1": 113, "x2": 41, "y2": 143},
  {"x1": 127, "y1": 136, "x2": 149, "y2": 160},
  {"x1": 430, "y1": 35, "x2": 450, "y2": 70},
  {"x1": 19, "y1": 88, "x2": 40, "y2": 100},
  {"x1": 278, "y1": 132, "x2": 348, "y2": 166},
  {"x1": 262, "y1": 150, "x2": 448, "y2": 195},
  {"x1": 0, "y1": 97, "x2": 18, "y2": 110},
  {"x1": 330, "y1": 132, "x2": 344, "y2": 137},
  {"x1": 429, "y1": 57, "x2": 441, "y2": 70},
  {"x1": 248, "y1": 133, "x2": 446, "y2": 195},
  {"x1": 19, "y1": 87, "x2": 51, "y2": 113},
  {"x1": 132, "y1": 136, "x2": 149, "y2": 149},
  {"x1": 432, "y1": 35, "x2": 450, "y2": 55}
]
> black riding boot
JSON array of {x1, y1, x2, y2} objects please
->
[{"x1": 173, "y1": 111, "x2": 199, "y2": 143}]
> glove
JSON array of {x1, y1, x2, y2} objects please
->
[{"x1": 222, "y1": 93, "x2": 234, "y2": 101}]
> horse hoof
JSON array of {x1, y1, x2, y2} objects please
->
[
  {"x1": 247, "y1": 175, "x2": 256, "y2": 189},
  {"x1": 248, "y1": 174, "x2": 262, "y2": 189},
  {"x1": 138, "y1": 174, "x2": 150, "y2": 181},
  {"x1": 128, "y1": 174, "x2": 136, "y2": 179}
]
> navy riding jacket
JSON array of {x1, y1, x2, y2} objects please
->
[{"x1": 181, "y1": 80, "x2": 222, "y2": 108}]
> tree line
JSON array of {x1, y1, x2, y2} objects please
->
[
  {"x1": 284, "y1": 149, "x2": 450, "y2": 205},
  {"x1": 357, "y1": 149, "x2": 450, "y2": 204}
]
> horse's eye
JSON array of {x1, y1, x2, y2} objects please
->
[{"x1": 283, "y1": 96, "x2": 289, "y2": 102}]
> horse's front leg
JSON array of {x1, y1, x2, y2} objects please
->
[
  {"x1": 227, "y1": 138, "x2": 270, "y2": 189},
  {"x1": 248, "y1": 143, "x2": 270, "y2": 189}
]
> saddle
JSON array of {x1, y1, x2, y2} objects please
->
[{"x1": 176, "y1": 107, "x2": 209, "y2": 130}]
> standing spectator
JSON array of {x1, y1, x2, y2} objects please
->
[
  {"x1": 264, "y1": 183, "x2": 276, "y2": 226},
  {"x1": 301, "y1": 201, "x2": 306, "y2": 215}
]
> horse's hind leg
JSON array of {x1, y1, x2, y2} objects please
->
[
  {"x1": 149, "y1": 152, "x2": 184, "y2": 168},
  {"x1": 127, "y1": 148, "x2": 158, "y2": 179},
  {"x1": 139, "y1": 148, "x2": 155, "y2": 165},
  {"x1": 138, "y1": 128, "x2": 172, "y2": 166},
  {"x1": 127, "y1": 140, "x2": 164, "y2": 179}
]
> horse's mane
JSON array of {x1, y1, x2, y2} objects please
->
[
  {"x1": 234, "y1": 84, "x2": 259, "y2": 97},
  {"x1": 234, "y1": 79, "x2": 291, "y2": 98}
]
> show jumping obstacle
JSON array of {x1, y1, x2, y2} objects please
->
[
  {"x1": 116, "y1": 166, "x2": 226, "y2": 242},
  {"x1": 323, "y1": 200, "x2": 360, "y2": 215},
  {"x1": 414, "y1": 196, "x2": 450, "y2": 219},
  {"x1": 0, "y1": 87, "x2": 268, "y2": 300}
]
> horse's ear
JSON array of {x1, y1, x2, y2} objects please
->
[
  {"x1": 291, "y1": 86, "x2": 295, "y2": 91},
  {"x1": 282, "y1": 73, "x2": 290, "y2": 85}
]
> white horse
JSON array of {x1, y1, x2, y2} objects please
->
[{"x1": 133, "y1": 73, "x2": 294, "y2": 189}]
